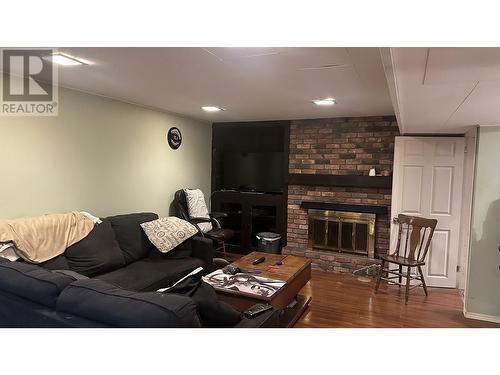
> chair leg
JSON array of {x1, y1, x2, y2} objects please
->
[
  {"x1": 405, "y1": 266, "x2": 411, "y2": 304},
  {"x1": 214, "y1": 241, "x2": 224, "y2": 256},
  {"x1": 398, "y1": 265, "x2": 402, "y2": 287},
  {"x1": 374, "y1": 260, "x2": 385, "y2": 293},
  {"x1": 417, "y1": 265, "x2": 428, "y2": 296},
  {"x1": 221, "y1": 241, "x2": 226, "y2": 257}
]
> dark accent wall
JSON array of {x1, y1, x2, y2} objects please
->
[{"x1": 211, "y1": 121, "x2": 290, "y2": 251}]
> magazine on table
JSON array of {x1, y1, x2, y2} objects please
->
[{"x1": 202, "y1": 269, "x2": 285, "y2": 298}]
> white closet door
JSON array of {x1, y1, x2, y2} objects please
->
[{"x1": 391, "y1": 137, "x2": 465, "y2": 287}]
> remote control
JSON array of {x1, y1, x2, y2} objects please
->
[
  {"x1": 252, "y1": 256, "x2": 266, "y2": 265},
  {"x1": 244, "y1": 303, "x2": 273, "y2": 318}
]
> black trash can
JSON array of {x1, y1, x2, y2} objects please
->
[{"x1": 256, "y1": 232, "x2": 281, "y2": 254}]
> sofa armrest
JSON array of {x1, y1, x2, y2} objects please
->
[
  {"x1": 210, "y1": 211, "x2": 227, "y2": 219},
  {"x1": 0, "y1": 261, "x2": 79, "y2": 308},
  {"x1": 189, "y1": 217, "x2": 212, "y2": 224},
  {"x1": 57, "y1": 279, "x2": 202, "y2": 328},
  {"x1": 190, "y1": 236, "x2": 214, "y2": 272}
]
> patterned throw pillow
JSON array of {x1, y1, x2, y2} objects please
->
[
  {"x1": 184, "y1": 189, "x2": 213, "y2": 233},
  {"x1": 140, "y1": 217, "x2": 198, "y2": 253}
]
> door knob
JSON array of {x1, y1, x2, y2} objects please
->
[{"x1": 393, "y1": 217, "x2": 399, "y2": 224}]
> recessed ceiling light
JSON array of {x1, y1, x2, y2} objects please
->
[
  {"x1": 51, "y1": 53, "x2": 88, "y2": 66},
  {"x1": 313, "y1": 98, "x2": 336, "y2": 106},
  {"x1": 202, "y1": 106, "x2": 224, "y2": 112}
]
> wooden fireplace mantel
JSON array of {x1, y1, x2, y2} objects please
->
[
  {"x1": 300, "y1": 201, "x2": 389, "y2": 215},
  {"x1": 288, "y1": 173, "x2": 392, "y2": 189}
]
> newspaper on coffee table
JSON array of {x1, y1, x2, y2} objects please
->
[{"x1": 203, "y1": 269, "x2": 285, "y2": 298}]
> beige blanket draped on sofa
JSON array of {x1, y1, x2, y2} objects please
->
[{"x1": 0, "y1": 212, "x2": 95, "y2": 263}]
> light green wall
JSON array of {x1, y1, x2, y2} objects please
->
[
  {"x1": 0, "y1": 87, "x2": 212, "y2": 219},
  {"x1": 466, "y1": 126, "x2": 500, "y2": 319}
]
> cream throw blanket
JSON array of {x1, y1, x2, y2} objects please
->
[{"x1": 0, "y1": 212, "x2": 95, "y2": 263}]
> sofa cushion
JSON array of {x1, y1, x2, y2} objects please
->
[
  {"x1": 0, "y1": 262, "x2": 77, "y2": 308},
  {"x1": 140, "y1": 217, "x2": 197, "y2": 254},
  {"x1": 148, "y1": 239, "x2": 193, "y2": 260},
  {"x1": 95, "y1": 257, "x2": 204, "y2": 292},
  {"x1": 57, "y1": 279, "x2": 201, "y2": 328},
  {"x1": 147, "y1": 236, "x2": 214, "y2": 272},
  {"x1": 107, "y1": 213, "x2": 158, "y2": 264},
  {"x1": 38, "y1": 254, "x2": 70, "y2": 271},
  {"x1": 52, "y1": 270, "x2": 90, "y2": 280},
  {"x1": 65, "y1": 220, "x2": 126, "y2": 277}
]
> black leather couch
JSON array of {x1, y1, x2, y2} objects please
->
[{"x1": 0, "y1": 213, "x2": 277, "y2": 328}]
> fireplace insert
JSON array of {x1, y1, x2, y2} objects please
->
[{"x1": 307, "y1": 209, "x2": 375, "y2": 258}]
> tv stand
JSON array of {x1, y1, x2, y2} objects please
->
[
  {"x1": 211, "y1": 120, "x2": 290, "y2": 254},
  {"x1": 211, "y1": 190, "x2": 286, "y2": 253}
]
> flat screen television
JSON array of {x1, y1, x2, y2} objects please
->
[{"x1": 222, "y1": 151, "x2": 284, "y2": 193}]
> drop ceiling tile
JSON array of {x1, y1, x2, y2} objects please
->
[{"x1": 424, "y1": 47, "x2": 500, "y2": 85}]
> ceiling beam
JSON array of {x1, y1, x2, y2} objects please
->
[{"x1": 380, "y1": 47, "x2": 404, "y2": 134}]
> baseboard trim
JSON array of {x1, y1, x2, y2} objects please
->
[{"x1": 464, "y1": 311, "x2": 500, "y2": 324}]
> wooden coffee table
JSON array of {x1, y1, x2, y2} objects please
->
[{"x1": 215, "y1": 251, "x2": 312, "y2": 327}]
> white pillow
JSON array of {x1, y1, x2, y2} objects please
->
[
  {"x1": 184, "y1": 189, "x2": 213, "y2": 233},
  {"x1": 140, "y1": 217, "x2": 198, "y2": 253},
  {"x1": 0, "y1": 242, "x2": 20, "y2": 262}
]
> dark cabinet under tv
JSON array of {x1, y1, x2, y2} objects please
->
[
  {"x1": 211, "y1": 191, "x2": 286, "y2": 252},
  {"x1": 211, "y1": 121, "x2": 290, "y2": 253}
]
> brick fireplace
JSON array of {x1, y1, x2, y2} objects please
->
[{"x1": 283, "y1": 116, "x2": 400, "y2": 273}]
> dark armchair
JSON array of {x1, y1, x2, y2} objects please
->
[{"x1": 174, "y1": 189, "x2": 234, "y2": 256}]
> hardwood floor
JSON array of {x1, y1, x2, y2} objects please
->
[
  {"x1": 295, "y1": 270, "x2": 500, "y2": 328},
  {"x1": 216, "y1": 251, "x2": 499, "y2": 327}
]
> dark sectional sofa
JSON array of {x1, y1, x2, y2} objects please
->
[{"x1": 0, "y1": 212, "x2": 277, "y2": 328}]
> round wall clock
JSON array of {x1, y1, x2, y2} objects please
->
[{"x1": 167, "y1": 127, "x2": 182, "y2": 149}]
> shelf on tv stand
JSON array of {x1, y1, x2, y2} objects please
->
[{"x1": 211, "y1": 190, "x2": 287, "y2": 252}]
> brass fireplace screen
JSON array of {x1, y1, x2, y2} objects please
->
[{"x1": 308, "y1": 209, "x2": 375, "y2": 258}]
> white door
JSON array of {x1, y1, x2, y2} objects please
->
[{"x1": 390, "y1": 137, "x2": 465, "y2": 287}]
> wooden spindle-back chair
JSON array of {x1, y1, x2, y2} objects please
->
[{"x1": 374, "y1": 214, "x2": 438, "y2": 303}]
